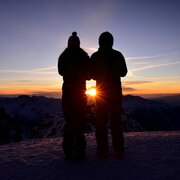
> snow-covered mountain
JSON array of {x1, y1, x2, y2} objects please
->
[
  {"x1": 122, "y1": 95, "x2": 180, "y2": 131},
  {"x1": 151, "y1": 94, "x2": 180, "y2": 106},
  {"x1": 0, "y1": 95, "x2": 64, "y2": 144},
  {"x1": 0, "y1": 95, "x2": 62, "y2": 122},
  {"x1": 0, "y1": 95, "x2": 180, "y2": 144}
]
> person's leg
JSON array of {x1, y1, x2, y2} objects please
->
[
  {"x1": 62, "y1": 121, "x2": 74, "y2": 159},
  {"x1": 95, "y1": 100, "x2": 109, "y2": 154},
  {"x1": 110, "y1": 99, "x2": 124, "y2": 153},
  {"x1": 62, "y1": 96, "x2": 75, "y2": 160},
  {"x1": 74, "y1": 115, "x2": 86, "y2": 159},
  {"x1": 74, "y1": 126, "x2": 86, "y2": 160},
  {"x1": 73, "y1": 97, "x2": 87, "y2": 160}
]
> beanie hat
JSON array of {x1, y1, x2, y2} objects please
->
[
  {"x1": 68, "y1": 32, "x2": 80, "y2": 48},
  {"x1": 99, "y1": 31, "x2": 114, "y2": 48}
]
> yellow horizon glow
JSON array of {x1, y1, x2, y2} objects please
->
[
  {"x1": 0, "y1": 88, "x2": 179, "y2": 96},
  {"x1": 0, "y1": 80, "x2": 179, "y2": 96}
]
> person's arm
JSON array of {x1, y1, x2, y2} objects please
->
[
  {"x1": 57, "y1": 54, "x2": 64, "y2": 76},
  {"x1": 119, "y1": 53, "x2": 128, "y2": 77}
]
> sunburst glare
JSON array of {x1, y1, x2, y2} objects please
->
[{"x1": 86, "y1": 88, "x2": 97, "y2": 96}]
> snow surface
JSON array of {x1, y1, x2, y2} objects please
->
[{"x1": 0, "y1": 131, "x2": 180, "y2": 180}]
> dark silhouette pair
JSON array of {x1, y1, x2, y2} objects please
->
[{"x1": 58, "y1": 31, "x2": 127, "y2": 160}]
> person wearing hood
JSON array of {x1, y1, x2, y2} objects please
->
[
  {"x1": 58, "y1": 32, "x2": 90, "y2": 160},
  {"x1": 91, "y1": 31, "x2": 128, "y2": 158}
]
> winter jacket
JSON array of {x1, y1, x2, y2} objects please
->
[
  {"x1": 91, "y1": 47, "x2": 127, "y2": 95},
  {"x1": 58, "y1": 47, "x2": 90, "y2": 95}
]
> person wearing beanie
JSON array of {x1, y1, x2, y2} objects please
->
[
  {"x1": 58, "y1": 32, "x2": 90, "y2": 160},
  {"x1": 68, "y1": 32, "x2": 80, "y2": 48},
  {"x1": 91, "y1": 31, "x2": 128, "y2": 158}
]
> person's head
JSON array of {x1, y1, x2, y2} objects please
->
[
  {"x1": 99, "y1": 31, "x2": 114, "y2": 49},
  {"x1": 68, "y1": 32, "x2": 80, "y2": 48}
]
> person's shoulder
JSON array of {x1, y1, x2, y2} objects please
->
[
  {"x1": 79, "y1": 48, "x2": 88, "y2": 56},
  {"x1": 60, "y1": 48, "x2": 69, "y2": 55},
  {"x1": 112, "y1": 49, "x2": 122, "y2": 55},
  {"x1": 58, "y1": 48, "x2": 68, "y2": 59},
  {"x1": 91, "y1": 50, "x2": 99, "y2": 58},
  {"x1": 112, "y1": 49, "x2": 124, "y2": 58}
]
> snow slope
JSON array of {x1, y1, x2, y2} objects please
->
[{"x1": 0, "y1": 131, "x2": 180, "y2": 180}]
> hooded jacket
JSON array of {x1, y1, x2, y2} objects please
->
[{"x1": 91, "y1": 32, "x2": 127, "y2": 94}]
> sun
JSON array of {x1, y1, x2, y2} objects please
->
[{"x1": 86, "y1": 88, "x2": 97, "y2": 96}]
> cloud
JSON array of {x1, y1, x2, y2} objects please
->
[
  {"x1": 15, "y1": 80, "x2": 33, "y2": 83},
  {"x1": 0, "y1": 66, "x2": 57, "y2": 74},
  {"x1": 123, "y1": 81, "x2": 153, "y2": 85},
  {"x1": 32, "y1": 66, "x2": 57, "y2": 71},
  {"x1": 126, "y1": 52, "x2": 180, "y2": 75},
  {"x1": 122, "y1": 81, "x2": 153, "y2": 92},
  {"x1": 131, "y1": 61, "x2": 180, "y2": 73},
  {"x1": 126, "y1": 54, "x2": 164, "y2": 61},
  {"x1": 122, "y1": 81, "x2": 154, "y2": 92},
  {"x1": 142, "y1": 75, "x2": 180, "y2": 81},
  {"x1": 122, "y1": 86, "x2": 136, "y2": 92}
]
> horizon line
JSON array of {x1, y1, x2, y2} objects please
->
[{"x1": 0, "y1": 92, "x2": 179, "y2": 99}]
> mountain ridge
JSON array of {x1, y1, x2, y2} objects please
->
[{"x1": 0, "y1": 94, "x2": 180, "y2": 144}]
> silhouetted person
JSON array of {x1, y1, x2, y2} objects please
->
[
  {"x1": 91, "y1": 32, "x2": 127, "y2": 158},
  {"x1": 58, "y1": 32, "x2": 90, "y2": 160}
]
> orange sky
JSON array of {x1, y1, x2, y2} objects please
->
[{"x1": 0, "y1": 79, "x2": 179, "y2": 98}]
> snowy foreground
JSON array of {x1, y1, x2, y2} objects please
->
[{"x1": 0, "y1": 131, "x2": 180, "y2": 180}]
